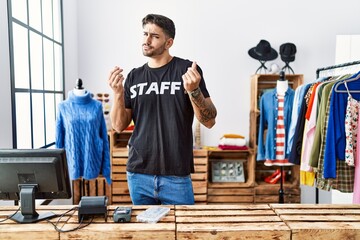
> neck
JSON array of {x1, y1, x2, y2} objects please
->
[
  {"x1": 73, "y1": 88, "x2": 86, "y2": 96},
  {"x1": 276, "y1": 80, "x2": 288, "y2": 95},
  {"x1": 147, "y1": 54, "x2": 173, "y2": 68}
]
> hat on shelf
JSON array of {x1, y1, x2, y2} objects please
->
[
  {"x1": 280, "y1": 42, "x2": 297, "y2": 62},
  {"x1": 248, "y1": 39, "x2": 278, "y2": 61}
]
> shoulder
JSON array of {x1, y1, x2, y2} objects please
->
[
  {"x1": 128, "y1": 64, "x2": 147, "y2": 76},
  {"x1": 169, "y1": 57, "x2": 194, "y2": 71}
]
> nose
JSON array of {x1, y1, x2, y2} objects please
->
[{"x1": 144, "y1": 35, "x2": 151, "y2": 45}]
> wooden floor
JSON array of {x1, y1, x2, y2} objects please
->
[{"x1": 1, "y1": 204, "x2": 360, "y2": 239}]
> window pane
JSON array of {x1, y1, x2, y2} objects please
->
[
  {"x1": 30, "y1": 31, "x2": 43, "y2": 90},
  {"x1": 45, "y1": 93, "x2": 56, "y2": 145},
  {"x1": 11, "y1": 0, "x2": 27, "y2": 24},
  {"x1": 29, "y1": 0, "x2": 42, "y2": 32},
  {"x1": 16, "y1": 93, "x2": 32, "y2": 149},
  {"x1": 32, "y1": 93, "x2": 45, "y2": 148},
  {"x1": 55, "y1": 93, "x2": 64, "y2": 110},
  {"x1": 42, "y1": 0, "x2": 53, "y2": 38},
  {"x1": 10, "y1": 0, "x2": 64, "y2": 149},
  {"x1": 13, "y1": 23, "x2": 29, "y2": 89},
  {"x1": 54, "y1": 43, "x2": 63, "y2": 91},
  {"x1": 53, "y1": 0, "x2": 62, "y2": 43},
  {"x1": 43, "y1": 38, "x2": 54, "y2": 90}
]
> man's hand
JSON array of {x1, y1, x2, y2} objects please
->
[
  {"x1": 182, "y1": 61, "x2": 201, "y2": 93},
  {"x1": 108, "y1": 66, "x2": 125, "y2": 94}
]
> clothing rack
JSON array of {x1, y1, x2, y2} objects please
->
[
  {"x1": 316, "y1": 60, "x2": 360, "y2": 78},
  {"x1": 315, "y1": 60, "x2": 360, "y2": 203}
]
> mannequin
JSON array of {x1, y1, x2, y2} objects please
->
[
  {"x1": 275, "y1": 71, "x2": 289, "y2": 203},
  {"x1": 276, "y1": 70, "x2": 289, "y2": 95},
  {"x1": 55, "y1": 78, "x2": 112, "y2": 184},
  {"x1": 73, "y1": 78, "x2": 86, "y2": 96}
]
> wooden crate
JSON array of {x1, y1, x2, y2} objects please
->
[
  {"x1": 207, "y1": 150, "x2": 255, "y2": 204},
  {"x1": 175, "y1": 205, "x2": 290, "y2": 239},
  {"x1": 254, "y1": 164, "x2": 301, "y2": 203},
  {"x1": 72, "y1": 177, "x2": 112, "y2": 205},
  {"x1": 270, "y1": 204, "x2": 360, "y2": 240},
  {"x1": 250, "y1": 74, "x2": 304, "y2": 112},
  {"x1": 192, "y1": 149, "x2": 209, "y2": 204},
  {"x1": 249, "y1": 74, "x2": 303, "y2": 204},
  {"x1": 111, "y1": 148, "x2": 131, "y2": 205}
]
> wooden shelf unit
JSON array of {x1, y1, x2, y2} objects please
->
[
  {"x1": 249, "y1": 74, "x2": 304, "y2": 203},
  {"x1": 207, "y1": 149, "x2": 255, "y2": 204}
]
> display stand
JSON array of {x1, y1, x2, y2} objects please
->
[
  {"x1": 278, "y1": 166, "x2": 284, "y2": 203},
  {"x1": 255, "y1": 60, "x2": 268, "y2": 74}
]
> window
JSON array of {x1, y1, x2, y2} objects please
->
[{"x1": 8, "y1": 0, "x2": 64, "y2": 149}]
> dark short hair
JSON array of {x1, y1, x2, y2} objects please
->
[{"x1": 142, "y1": 14, "x2": 175, "y2": 39}]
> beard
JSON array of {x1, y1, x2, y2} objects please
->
[{"x1": 142, "y1": 42, "x2": 166, "y2": 57}]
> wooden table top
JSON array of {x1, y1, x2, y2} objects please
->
[{"x1": 1, "y1": 204, "x2": 360, "y2": 240}]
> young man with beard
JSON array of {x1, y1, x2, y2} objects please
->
[{"x1": 108, "y1": 14, "x2": 217, "y2": 205}]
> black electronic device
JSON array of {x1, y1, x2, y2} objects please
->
[
  {"x1": 0, "y1": 148, "x2": 72, "y2": 223},
  {"x1": 113, "y1": 206, "x2": 132, "y2": 223},
  {"x1": 78, "y1": 196, "x2": 108, "y2": 222}
]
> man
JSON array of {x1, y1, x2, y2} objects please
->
[{"x1": 108, "y1": 14, "x2": 217, "y2": 205}]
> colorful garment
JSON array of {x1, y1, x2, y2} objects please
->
[{"x1": 344, "y1": 81, "x2": 360, "y2": 167}]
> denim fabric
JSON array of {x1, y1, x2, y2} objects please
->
[
  {"x1": 126, "y1": 171, "x2": 195, "y2": 205},
  {"x1": 287, "y1": 84, "x2": 308, "y2": 154},
  {"x1": 257, "y1": 87, "x2": 295, "y2": 160}
]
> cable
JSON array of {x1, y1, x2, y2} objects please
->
[
  {"x1": 46, "y1": 207, "x2": 94, "y2": 233},
  {"x1": 0, "y1": 207, "x2": 20, "y2": 223}
]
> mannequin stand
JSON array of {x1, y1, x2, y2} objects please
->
[
  {"x1": 278, "y1": 166, "x2": 284, "y2": 203},
  {"x1": 282, "y1": 62, "x2": 294, "y2": 74},
  {"x1": 255, "y1": 60, "x2": 268, "y2": 74}
]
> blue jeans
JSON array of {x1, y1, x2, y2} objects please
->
[{"x1": 126, "y1": 171, "x2": 195, "y2": 205}]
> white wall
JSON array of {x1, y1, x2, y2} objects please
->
[
  {"x1": 0, "y1": 0, "x2": 12, "y2": 149},
  {"x1": 73, "y1": 0, "x2": 360, "y2": 149}
]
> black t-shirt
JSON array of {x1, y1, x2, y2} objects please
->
[{"x1": 124, "y1": 56, "x2": 210, "y2": 175}]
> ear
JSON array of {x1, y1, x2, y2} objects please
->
[{"x1": 165, "y1": 38, "x2": 174, "y2": 49}]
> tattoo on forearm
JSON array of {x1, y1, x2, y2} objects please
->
[{"x1": 191, "y1": 94, "x2": 217, "y2": 123}]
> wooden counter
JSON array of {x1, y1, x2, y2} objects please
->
[
  {"x1": 1, "y1": 204, "x2": 360, "y2": 239},
  {"x1": 175, "y1": 204, "x2": 290, "y2": 239},
  {"x1": 0, "y1": 205, "x2": 176, "y2": 240},
  {"x1": 271, "y1": 204, "x2": 360, "y2": 240}
]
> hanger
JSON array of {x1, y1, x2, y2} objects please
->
[{"x1": 333, "y1": 72, "x2": 360, "y2": 93}]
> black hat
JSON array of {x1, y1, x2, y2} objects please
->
[
  {"x1": 280, "y1": 43, "x2": 297, "y2": 62},
  {"x1": 248, "y1": 39, "x2": 278, "y2": 61}
]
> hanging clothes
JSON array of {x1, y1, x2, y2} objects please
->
[
  {"x1": 353, "y1": 109, "x2": 360, "y2": 203},
  {"x1": 288, "y1": 84, "x2": 312, "y2": 165},
  {"x1": 287, "y1": 84, "x2": 306, "y2": 154},
  {"x1": 309, "y1": 80, "x2": 338, "y2": 169},
  {"x1": 55, "y1": 90, "x2": 112, "y2": 184},
  {"x1": 344, "y1": 81, "x2": 360, "y2": 167},
  {"x1": 323, "y1": 72, "x2": 360, "y2": 179},
  {"x1": 299, "y1": 82, "x2": 323, "y2": 186}
]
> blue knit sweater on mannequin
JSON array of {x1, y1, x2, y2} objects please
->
[{"x1": 55, "y1": 90, "x2": 111, "y2": 184}]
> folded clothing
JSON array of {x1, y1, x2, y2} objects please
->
[
  {"x1": 218, "y1": 145, "x2": 248, "y2": 150},
  {"x1": 219, "y1": 137, "x2": 246, "y2": 147}
]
